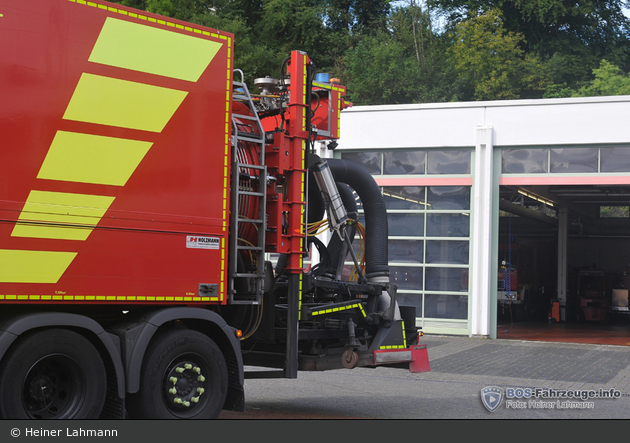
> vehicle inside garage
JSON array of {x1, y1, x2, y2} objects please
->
[{"x1": 497, "y1": 184, "x2": 630, "y2": 344}]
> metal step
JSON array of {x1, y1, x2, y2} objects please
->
[
  {"x1": 233, "y1": 113, "x2": 259, "y2": 122},
  {"x1": 237, "y1": 244, "x2": 264, "y2": 251},
  {"x1": 237, "y1": 217, "x2": 264, "y2": 224},
  {"x1": 239, "y1": 190, "x2": 265, "y2": 197}
]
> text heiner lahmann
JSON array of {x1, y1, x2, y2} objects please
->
[{"x1": 26, "y1": 428, "x2": 118, "y2": 437}]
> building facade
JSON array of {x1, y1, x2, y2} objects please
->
[{"x1": 327, "y1": 95, "x2": 630, "y2": 338}]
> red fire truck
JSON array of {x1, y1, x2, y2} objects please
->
[{"x1": 0, "y1": 0, "x2": 429, "y2": 419}]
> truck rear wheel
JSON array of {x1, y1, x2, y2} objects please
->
[
  {"x1": 0, "y1": 329, "x2": 107, "y2": 419},
  {"x1": 127, "y1": 329, "x2": 228, "y2": 419}
]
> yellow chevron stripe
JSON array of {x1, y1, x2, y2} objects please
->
[
  {"x1": 89, "y1": 17, "x2": 222, "y2": 82},
  {"x1": 63, "y1": 73, "x2": 188, "y2": 132},
  {"x1": 37, "y1": 131, "x2": 153, "y2": 186},
  {"x1": 0, "y1": 250, "x2": 77, "y2": 283},
  {"x1": 11, "y1": 190, "x2": 115, "y2": 241}
]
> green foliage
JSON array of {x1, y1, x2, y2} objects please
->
[
  {"x1": 343, "y1": 3, "x2": 456, "y2": 104},
  {"x1": 344, "y1": 33, "x2": 419, "y2": 104},
  {"x1": 429, "y1": 0, "x2": 630, "y2": 91},
  {"x1": 325, "y1": 0, "x2": 391, "y2": 35},
  {"x1": 106, "y1": 0, "x2": 630, "y2": 103},
  {"x1": 448, "y1": 9, "x2": 547, "y2": 100},
  {"x1": 600, "y1": 206, "x2": 630, "y2": 218},
  {"x1": 112, "y1": 0, "x2": 147, "y2": 10},
  {"x1": 190, "y1": 12, "x2": 281, "y2": 86},
  {"x1": 574, "y1": 60, "x2": 630, "y2": 97},
  {"x1": 257, "y1": 0, "x2": 330, "y2": 64}
]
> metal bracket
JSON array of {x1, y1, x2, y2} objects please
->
[
  {"x1": 198, "y1": 284, "x2": 219, "y2": 297},
  {"x1": 382, "y1": 283, "x2": 398, "y2": 322}
]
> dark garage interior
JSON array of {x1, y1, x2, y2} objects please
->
[{"x1": 496, "y1": 184, "x2": 630, "y2": 345}]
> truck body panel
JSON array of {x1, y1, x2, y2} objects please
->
[{"x1": 0, "y1": 0, "x2": 233, "y2": 303}]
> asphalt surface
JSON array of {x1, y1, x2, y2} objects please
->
[{"x1": 219, "y1": 334, "x2": 630, "y2": 419}]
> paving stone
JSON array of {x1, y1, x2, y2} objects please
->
[{"x1": 418, "y1": 334, "x2": 630, "y2": 394}]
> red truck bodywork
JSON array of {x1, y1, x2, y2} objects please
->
[{"x1": 1, "y1": 0, "x2": 232, "y2": 302}]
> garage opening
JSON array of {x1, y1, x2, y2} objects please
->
[{"x1": 496, "y1": 184, "x2": 630, "y2": 345}]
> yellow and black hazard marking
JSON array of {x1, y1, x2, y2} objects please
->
[
  {"x1": 305, "y1": 301, "x2": 367, "y2": 319},
  {"x1": 312, "y1": 82, "x2": 345, "y2": 93},
  {"x1": 376, "y1": 320, "x2": 408, "y2": 350}
]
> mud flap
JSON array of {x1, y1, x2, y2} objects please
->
[{"x1": 373, "y1": 344, "x2": 431, "y2": 373}]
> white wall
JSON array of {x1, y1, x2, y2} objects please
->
[{"x1": 337, "y1": 96, "x2": 630, "y2": 151}]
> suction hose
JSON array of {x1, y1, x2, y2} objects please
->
[
  {"x1": 309, "y1": 157, "x2": 399, "y2": 319},
  {"x1": 323, "y1": 158, "x2": 389, "y2": 280},
  {"x1": 325, "y1": 182, "x2": 358, "y2": 276}
]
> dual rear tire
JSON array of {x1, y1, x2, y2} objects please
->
[
  {"x1": 0, "y1": 327, "x2": 228, "y2": 420},
  {"x1": 0, "y1": 329, "x2": 106, "y2": 419},
  {"x1": 126, "y1": 329, "x2": 228, "y2": 419}
]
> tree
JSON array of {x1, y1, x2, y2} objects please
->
[
  {"x1": 574, "y1": 60, "x2": 630, "y2": 96},
  {"x1": 113, "y1": 0, "x2": 215, "y2": 21},
  {"x1": 190, "y1": 13, "x2": 281, "y2": 86},
  {"x1": 448, "y1": 9, "x2": 547, "y2": 100},
  {"x1": 342, "y1": 3, "x2": 453, "y2": 105},
  {"x1": 256, "y1": 0, "x2": 336, "y2": 70},
  {"x1": 429, "y1": 0, "x2": 630, "y2": 90},
  {"x1": 325, "y1": 0, "x2": 391, "y2": 35},
  {"x1": 344, "y1": 33, "x2": 422, "y2": 104}
]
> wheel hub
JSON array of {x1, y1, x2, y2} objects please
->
[
  {"x1": 22, "y1": 356, "x2": 81, "y2": 419},
  {"x1": 164, "y1": 361, "x2": 206, "y2": 410},
  {"x1": 27, "y1": 374, "x2": 55, "y2": 403}
]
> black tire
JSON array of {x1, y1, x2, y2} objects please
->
[
  {"x1": 0, "y1": 329, "x2": 107, "y2": 419},
  {"x1": 126, "y1": 329, "x2": 228, "y2": 419}
]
